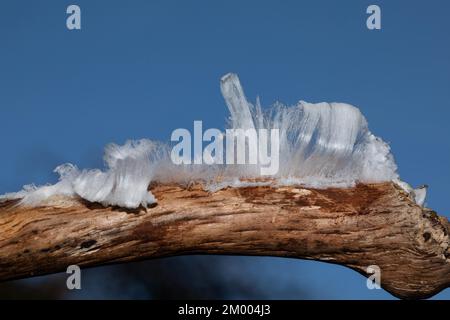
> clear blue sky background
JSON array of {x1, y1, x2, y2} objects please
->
[{"x1": 1, "y1": 0, "x2": 450, "y2": 299}]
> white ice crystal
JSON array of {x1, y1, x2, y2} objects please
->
[
  {"x1": 0, "y1": 73, "x2": 427, "y2": 208},
  {"x1": 0, "y1": 163, "x2": 79, "y2": 206},
  {"x1": 1, "y1": 140, "x2": 161, "y2": 209},
  {"x1": 72, "y1": 139, "x2": 160, "y2": 208},
  {"x1": 414, "y1": 186, "x2": 428, "y2": 207},
  {"x1": 215, "y1": 73, "x2": 399, "y2": 189}
]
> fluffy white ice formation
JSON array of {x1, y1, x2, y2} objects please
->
[
  {"x1": 0, "y1": 73, "x2": 427, "y2": 208},
  {"x1": 219, "y1": 73, "x2": 399, "y2": 188},
  {"x1": 72, "y1": 140, "x2": 161, "y2": 208},
  {"x1": 0, "y1": 164, "x2": 79, "y2": 207},
  {"x1": 1, "y1": 140, "x2": 161, "y2": 208}
]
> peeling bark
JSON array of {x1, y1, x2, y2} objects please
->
[{"x1": 0, "y1": 182, "x2": 449, "y2": 299}]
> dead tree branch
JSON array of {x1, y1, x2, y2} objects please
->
[{"x1": 0, "y1": 182, "x2": 449, "y2": 299}]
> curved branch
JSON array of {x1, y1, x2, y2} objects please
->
[{"x1": 0, "y1": 182, "x2": 449, "y2": 299}]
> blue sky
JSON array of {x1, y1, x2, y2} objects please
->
[{"x1": 1, "y1": 0, "x2": 450, "y2": 299}]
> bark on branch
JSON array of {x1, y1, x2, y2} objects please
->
[{"x1": 0, "y1": 182, "x2": 449, "y2": 299}]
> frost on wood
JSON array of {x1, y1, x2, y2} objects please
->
[
  {"x1": 0, "y1": 73, "x2": 427, "y2": 208},
  {"x1": 73, "y1": 140, "x2": 161, "y2": 208},
  {"x1": 1, "y1": 141, "x2": 162, "y2": 209},
  {"x1": 219, "y1": 73, "x2": 399, "y2": 188}
]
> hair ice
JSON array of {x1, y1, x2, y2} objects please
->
[
  {"x1": 1, "y1": 140, "x2": 161, "y2": 209},
  {"x1": 1, "y1": 73, "x2": 427, "y2": 208}
]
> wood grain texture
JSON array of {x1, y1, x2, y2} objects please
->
[{"x1": 0, "y1": 182, "x2": 449, "y2": 299}]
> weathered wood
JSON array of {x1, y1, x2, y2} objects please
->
[{"x1": 0, "y1": 182, "x2": 449, "y2": 299}]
